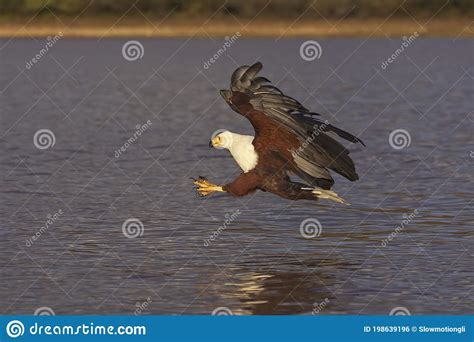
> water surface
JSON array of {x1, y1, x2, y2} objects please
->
[{"x1": 0, "y1": 38, "x2": 472, "y2": 314}]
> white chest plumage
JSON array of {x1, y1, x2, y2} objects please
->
[{"x1": 227, "y1": 134, "x2": 258, "y2": 173}]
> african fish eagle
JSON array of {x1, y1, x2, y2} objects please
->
[{"x1": 193, "y1": 62, "x2": 364, "y2": 203}]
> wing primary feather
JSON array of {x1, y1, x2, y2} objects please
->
[
  {"x1": 241, "y1": 62, "x2": 263, "y2": 82},
  {"x1": 224, "y1": 62, "x2": 364, "y2": 190}
]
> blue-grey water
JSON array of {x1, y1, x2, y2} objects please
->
[{"x1": 0, "y1": 38, "x2": 472, "y2": 315}]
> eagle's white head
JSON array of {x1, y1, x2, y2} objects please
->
[
  {"x1": 210, "y1": 130, "x2": 258, "y2": 172},
  {"x1": 209, "y1": 130, "x2": 235, "y2": 149}
]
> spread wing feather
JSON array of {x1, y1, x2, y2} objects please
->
[{"x1": 224, "y1": 62, "x2": 364, "y2": 188}]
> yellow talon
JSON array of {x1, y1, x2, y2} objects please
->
[{"x1": 193, "y1": 176, "x2": 224, "y2": 197}]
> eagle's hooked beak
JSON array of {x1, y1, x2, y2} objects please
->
[{"x1": 209, "y1": 136, "x2": 220, "y2": 148}]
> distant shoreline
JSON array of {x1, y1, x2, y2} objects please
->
[{"x1": 0, "y1": 17, "x2": 472, "y2": 38}]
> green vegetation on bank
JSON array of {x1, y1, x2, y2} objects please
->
[{"x1": 1, "y1": 0, "x2": 472, "y2": 19}]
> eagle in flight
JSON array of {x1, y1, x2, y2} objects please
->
[{"x1": 193, "y1": 62, "x2": 364, "y2": 204}]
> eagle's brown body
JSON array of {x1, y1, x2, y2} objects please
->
[
  {"x1": 222, "y1": 100, "x2": 309, "y2": 199},
  {"x1": 194, "y1": 62, "x2": 364, "y2": 202}
]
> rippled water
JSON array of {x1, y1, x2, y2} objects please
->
[{"x1": 0, "y1": 38, "x2": 472, "y2": 315}]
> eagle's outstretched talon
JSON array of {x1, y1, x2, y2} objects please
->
[{"x1": 193, "y1": 177, "x2": 224, "y2": 197}]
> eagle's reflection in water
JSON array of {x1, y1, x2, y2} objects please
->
[{"x1": 213, "y1": 257, "x2": 351, "y2": 315}]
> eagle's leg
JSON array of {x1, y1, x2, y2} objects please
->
[
  {"x1": 193, "y1": 176, "x2": 224, "y2": 197},
  {"x1": 193, "y1": 172, "x2": 259, "y2": 198}
]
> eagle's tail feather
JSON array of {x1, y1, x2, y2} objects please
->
[{"x1": 301, "y1": 187, "x2": 350, "y2": 205}]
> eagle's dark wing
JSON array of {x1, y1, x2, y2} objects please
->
[{"x1": 221, "y1": 62, "x2": 364, "y2": 189}]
